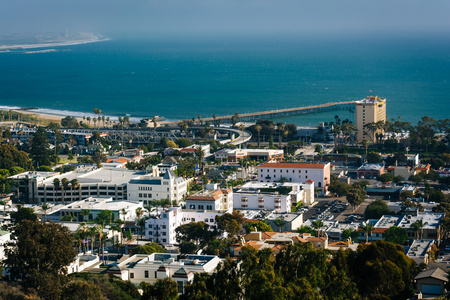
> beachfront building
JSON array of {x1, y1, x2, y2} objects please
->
[
  {"x1": 127, "y1": 170, "x2": 187, "y2": 204},
  {"x1": 186, "y1": 184, "x2": 233, "y2": 213},
  {"x1": 355, "y1": 96, "x2": 387, "y2": 142},
  {"x1": 117, "y1": 253, "x2": 221, "y2": 294},
  {"x1": 257, "y1": 162, "x2": 331, "y2": 192}
]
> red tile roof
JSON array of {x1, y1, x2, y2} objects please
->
[{"x1": 259, "y1": 162, "x2": 327, "y2": 169}]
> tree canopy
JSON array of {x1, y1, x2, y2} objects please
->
[
  {"x1": 364, "y1": 199, "x2": 391, "y2": 219},
  {"x1": 29, "y1": 127, "x2": 52, "y2": 168},
  {"x1": 3, "y1": 220, "x2": 77, "y2": 293}
]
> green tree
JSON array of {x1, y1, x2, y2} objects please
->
[
  {"x1": 215, "y1": 210, "x2": 245, "y2": 237},
  {"x1": 244, "y1": 220, "x2": 273, "y2": 233},
  {"x1": 132, "y1": 243, "x2": 166, "y2": 255},
  {"x1": 341, "y1": 228, "x2": 359, "y2": 242},
  {"x1": 141, "y1": 278, "x2": 179, "y2": 300},
  {"x1": 175, "y1": 222, "x2": 216, "y2": 249},
  {"x1": 360, "y1": 222, "x2": 374, "y2": 243},
  {"x1": 3, "y1": 220, "x2": 77, "y2": 294},
  {"x1": 377, "y1": 173, "x2": 395, "y2": 183},
  {"x1": 96, "y1": 209, "x2": 114, "y2": 225},
  {"x1": 364, "y1": 199, "x2": 390, "y2": 219},
  {"x1": 347, "y1": 185, "x2": 366, "y2": 210},
  {"x1": 347, "y1": 240, "x2": 416, "y2": 299},
  {"x1": 385, "y1": 226, "x2": 407, "y2": 245},
  {"x1": 29, "y1": 127, "x2": 52, "y2": 168},
  {"x1": 61, "y1": 280, "x2": 103, "y2": 300},
  {"x1": 0, "y1": 144, "x2": 33, "y2": 171},
  {"x1": 367, "y1": 152, "x2": 382, "y2": 163},
  {"x1": 328, "y1": 180, "x2": 349, "y2": 196},
  {"x1": 10, "y1": 206, "x2": 37, "y2": 225},
  {"x1": 61, "y1": 116, "x2": 79, "y2": 128}
]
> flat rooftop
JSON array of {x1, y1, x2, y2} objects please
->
[
  {"x1": 122, "y1": 253, "x2": 217, "y2": 269},
  {"x1": 42, "y1": 166, "x2": 145, "y2": 185},
  {"x1": 61, "y1": 198, "x2": 140, "y2": 211}
]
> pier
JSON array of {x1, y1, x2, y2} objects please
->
[{"x1": 201, "y1": 101, "x2": 355, "y2": 123}]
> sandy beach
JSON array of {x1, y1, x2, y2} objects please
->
[{"x1": 12, "y1": 109, "x2": 84, "y2": 124}]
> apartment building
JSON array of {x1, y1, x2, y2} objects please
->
[
  {"x1": 355, "y1": 96, "x2": 386, "y2": 142},
  {"x1": 186, "y1": 184, "x2": 233, "y2": 213}
]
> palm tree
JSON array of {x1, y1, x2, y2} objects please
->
[
  {"x1": 77, "y1": 222, "x2": 88, "y2": 254},
  {"x1": 120, "y1": 208, "x2": 127, "y2": 222},
  {"x1": 152, "y1": 117, "x2": 158, "y2": 132},
  {"x1": 80, "y1": 209, "x2": 91, "y2": 222},
  {"x1": 255, "y1": 124, "x2": 262, "y2": 147},
  {"x1": 86, "y1": 116, "x2": 91, "y2": 126},
  {"x1": 61, "y1": 178, "x2": 69, "y2": 205},
  {"x1": 277, "y1": 123, "x2": 285, "y2": 148},
  {"x1": 53, "y1": 178, "x2": 60, "y2": 203},
  {"x1": 41, "y1": 202, "x2": 49, "y2": 222},
  {"x1": 71, "y1": 179, "x2": 79, "y2": 201},
  {"x1": 361, "y1": 139, "x2": 369, "y2": 160},
  {"x1": 212, "y1": 114, "x2": 217, "y2": 127},
  {"x1": 312, "y1": 220, "x2": 325, "y2": 237},
  {"x1": 361, "y1": 222, "x2": 374, "y2": 243},
  {"x1": 136, "y1": 207, "x2": 144, "y2": 240},
  {"x1": 412, "y1": 219, "x2": 429, "y2": 239},
  {"x1": 94, "y1": 224, "x2": 105, "y2": 263},
  {"x1": 110, "y1": 223, "x2": 122, "y2": 250},
  {"x1": 88, "y1": 226, "x2": 97, "y2": 254},
  {"x1": 275, "y1": 217, "x2": 287, "y2": 232}
]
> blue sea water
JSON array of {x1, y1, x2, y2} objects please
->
[{"x1": 0, "y1": 35, "x2": 449, "y2": 125}]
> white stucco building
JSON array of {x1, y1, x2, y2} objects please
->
[
  {"x1": 116, "y1": 253, "x2": 221, "y2": 294},
  {"x1": 127, "y1": 170, "x2": 187, "y2": 204},
  {"x1": 257, "y1": 162, "x2": 331, "y2": 192},
  {"x1": 145, "y1": 206, "x2": 224, "y2": 244},
  {"x1": 233, "y1": 181, "x2": 315, "y2": 212},
  {"x1": 186, "y1": 184, "x2": 233, "y2": 213}
]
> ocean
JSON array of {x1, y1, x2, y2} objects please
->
[{"x1": 0, "y1": 35, "x2": 449, "y2": 126}]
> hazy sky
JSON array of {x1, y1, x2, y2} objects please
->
[{"x1": 1, "y1": 0, "x2": 449, "y2": 38}]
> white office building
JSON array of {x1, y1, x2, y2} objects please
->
[
  {"x1": 234, "y1": 181, "x2": 315, "y2": 212},
  {"x1": 127, "y1": 170, "x2": 187, "y2": 205},
  {"x1": 117, "y1": 253, "x2": 221, "y2": 294},
  {"x1": 257, "y1": 162, "x2": 331, "y2": 192},
  {"x1": 145, "y1": 207, "x2": 224, "y2": 244},
  {"x1": 186, "y1": 184, "x2": 233, "y2": 213}
]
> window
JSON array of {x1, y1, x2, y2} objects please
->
[
  {"x1": 205, "y1": 218, "x2": 208, "y2": 222},
  {"x1": 210, "y1": 219, "x2": 214, "y2": 222},
  {"x1": 192, "y1": 218, "x2": 195, "y2": 221},
  {"x1": 162, "y1": 232, "x2": 166, "y2": 236},
  {"x1": 130, "y1": 273, "x2": 134, "y2": 279},
  {"x1": 207, "y1": 205, "x2": 212, "y2": 210},
  {"x1": 178, "y1": 281, "x2": 184, "y2": 294},
  {"x1": 149, "y1": 225, "x2": 153, "y2": 228},
  {"x1": 162, "y1": 225, "x2": 166, "y2": 229},
  {"x1": 163, "y1": 239, "x2": 166, "y2": 242},
  {"x1": 145, "y1": 271, "x2": 149, "y2": 278},
  {"x1": 305, "y1": 170, "x2": 308, "y2": 173},
  {"x1": 148, "y1": 231, "x2": 153, "y2": 235}
]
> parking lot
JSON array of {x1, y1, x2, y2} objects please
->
[{"x1": 303, "y1": 198, "x2": 353, "y2": 222}]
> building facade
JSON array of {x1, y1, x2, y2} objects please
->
[
  {"x1": 258, "y1": 162, "x2": 331, "y2": 191},
  {"x1": 355, "y1": 96, "x2": 386, "y2": 142}
]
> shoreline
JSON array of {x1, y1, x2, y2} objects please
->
[{"x1": 0, "y1": 38, "x2": 111, "y2": 50}]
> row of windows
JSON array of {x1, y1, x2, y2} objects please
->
[
  {"x1": 262, "y1": 174, "x2": 308, "y2": 179},
  {"x1": 138, "y1": 186, "x2": 152, "y2": 191},
  {"x1": 188, "y1": 205, "x2": 213, "y2": 210},
  {"x1": 263, "y1": 169, "x2": 307, "y2": 173}
]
